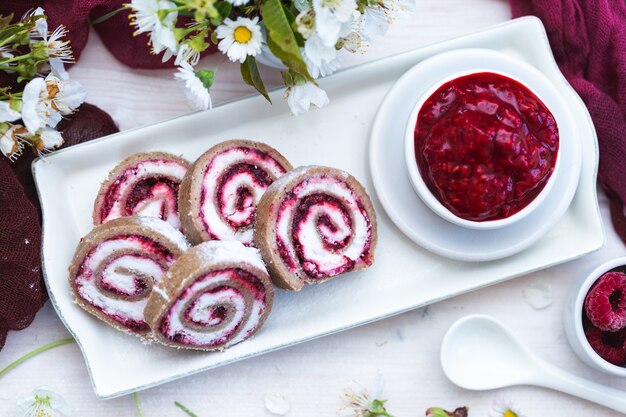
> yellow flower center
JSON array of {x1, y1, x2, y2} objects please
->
[
  {"x1": 234, "y1": 26, "x2": 252, "y2": 43},
  {"x1": 503, "y1": 410, "x2": 518, "y2": 417}
]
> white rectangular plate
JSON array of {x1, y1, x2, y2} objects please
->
[{"x1": 33, "y1": 17, "x2": 604, "y2": 399}]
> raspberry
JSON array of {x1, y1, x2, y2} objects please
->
[
  {"x1": 585, "y1": 324, "x2": 626, "y2": 366},
  {"x1": 584, "y1": 271, "x2": 626, "y2": 331}
]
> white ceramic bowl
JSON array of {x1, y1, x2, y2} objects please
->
[
  {"x1": 404, "y1": 66, "x2": 563, "y2": 230},
  {"x1": 564, "y1": 257, "x2": 626, "y2": 377}
]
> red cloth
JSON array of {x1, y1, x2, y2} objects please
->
[
  {"x1": 1, "y1": 104, "x2": 119, "y2": 350},
  {"x1": 509, "y1": 1, "x2": 626, "y2": 242}
]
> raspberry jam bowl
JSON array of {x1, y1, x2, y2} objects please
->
[
  {"x1": 404, "y1": 69, "x2": 562, "y2": 230},
  {"x1": 564, "y1": 257, "x2": 626, "y2": 377}
]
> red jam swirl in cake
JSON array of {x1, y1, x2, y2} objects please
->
[
  {"x1": 96, "y1": 156, "x2": 188, "y2": 231},
  {"x1": 199, "y1": 146, "x2": 289, "y2": 245},
  {"x1": 414, "y1": 72, "x2": 559, "y2": 221},
  {"x1": 158, "y1": 268, "x2": 269, "y2": 348},
  {"x1": 276, "y1": 174, "x2": 374, "y2": 279},
  {"x1": 146, "y1": 240, "x2": 274, "y2": 350},
  {"x1": 74, "y1": 235, "x2": 176, "y2": 332}
]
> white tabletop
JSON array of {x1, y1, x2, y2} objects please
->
[{"x1": 3, "y1": 0, "x2": 626, "y2": 415}]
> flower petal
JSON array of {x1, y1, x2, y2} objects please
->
[{"x1": 0, "y1": 101, "x2": 21, "y2": 122}]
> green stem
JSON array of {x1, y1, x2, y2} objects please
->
[
  {"x1": 134, "y1": 392, "x2": 144, "y2": 417},
  {"x1": 175, "y1": 401, "x2": 199, "y2": 417},
  {"x1": 0, "y1": 338, "x2": 75, "y2": 379},
  {"x1": 0, "y1": 53, "x2": 34, "y2": 65},
  {"x1": 91, "y1": 6, "x2": 128, "y2": 25},
  {"x1": 0, "y1": 33, "x2": 19, "y2": 49}
]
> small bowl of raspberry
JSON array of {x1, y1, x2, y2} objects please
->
[
  {"x1": 564, "y1": 257, "x2": 626, "y2": 376},
  {"x1": 403, "y1": 49, "x2": 570, "y2": 230}
]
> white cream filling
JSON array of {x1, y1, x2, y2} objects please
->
[
  {"x1": 101, "y1": 255, "x2": 162, "y2": 295},
  {"x1": 76, "y1": 238, "x2": 167, "y2": 323},
  {"x1": 101, "y1": 159, "x2": 187, "y2": 229},
  {"x1": 163, "y1": 271, "x2": 263, "y2": 347},
  {"x1": 276, "y1": 175, "x2": 370, "y2": 275},
  {"x1": 133, "y1": 217, "x2": 190, "y2": 251},
  {"x1": 199, "y1": 148, "x2": 287, "y2": 244}
]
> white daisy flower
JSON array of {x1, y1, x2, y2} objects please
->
[
  {"x1": 0, "y1": 101, "x2": 21, "y2": 123},
  {"x1": 128, "y1": 0, "x2": 179, "y2": 60},
  {"x1": 174, "y1": 64, "x2": 213, "y2": 111},
  {"x1": 16, "y1": 387, "x2": 71, "y2": 417},
  {"x1": 0, "y1": 124, "x2": 26, "y2": 161},
  {"x1": 312, "y1": 0, "x2": 357, "y2": 47},
  {"x1": 216, "y1": 17, "x2": 263, "y2": 64},
  {"x1": 359, "y1": 0, "x2": 415, "y2": 41},
  {"x1": 21, "y1": 74, "x2": 86, "y2": 134},
  {"x1": 303, "y1": 33, "x2": 341, "y2": 78},
  {"x1": 490, "y1": 399, "x2": 525, "y2": 417},
  {"x1": 285, "y1": 81, "x2": 329, "y2": 116},
  {"x1": 175, "y1": 43, "x2": 201, "y2": 67},
  {"x1": 338, "y1": 372, "x2": 390, "y2": 417}
]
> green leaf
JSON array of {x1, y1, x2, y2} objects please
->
[
  {"x1": 195, "y1": 69, "x2": 215, "y2": 90},
  {"x1": 0, "y1": 14, "x2": 14, "y2": 30},
  {"x1": 261, "y1": 0, "x2": 311, "y2": 80},
  {"x1": 216, "y1": 2, "x2": 233, "y2": 18},
  {"x1": 241, "y1": 56, "x2": 271, "y2": 103},
  {"x1": 188, "y1": 30, "x2": 210, "y2": 52}
]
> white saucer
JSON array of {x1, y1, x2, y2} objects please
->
[{"x1": 369, "y1": 48, "x2": 582, "y2": 262}]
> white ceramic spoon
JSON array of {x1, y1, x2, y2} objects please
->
[{"x1": 440, "y1": 314, "x2": 626, "y2": 413}]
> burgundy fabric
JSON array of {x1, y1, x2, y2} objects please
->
[
  {"x1": 0, "y1": 103, "x2": 119, "y2": 350},
  {"x1": 509, "y1": 1, "x2": 626, "y2": 242}
]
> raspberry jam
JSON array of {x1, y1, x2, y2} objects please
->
[{"x1": 414, "y1": 72, "x2": 559, "y2": 221}]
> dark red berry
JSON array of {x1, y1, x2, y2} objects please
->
[
  {"x1": 585, "y1": 324, "x2": 626, "y2": 366},
  {"x1": 584, "y1": 271, "x2": 626, "y2": 331}
]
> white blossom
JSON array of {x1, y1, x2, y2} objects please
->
[
  {"x1": 359, "y1": 0, "x2": 415, "y2": 41},
  {"x1": 303, "y1": 33, "x2": 341, "y2": 78},
  {"x1": 175, "y1": 44, "x2": 200, "y2": 67},
  {"x1": 312, "y1": 0, "x2": 357, "y2": 47},
  {"x1": 338, "y1": 372, "x2": 387, "y2": 417},
  {"x1": 0, "y1": 101, "x2": 21, "y2": 123},
  {"x1": 0, "y1": 125, "x2": 25, "y2": 161},
  {"x1": 285, "y1": 81, "x2": 329, "y2": 115},
  {"x1": 128, "y1": 0, "x2": 179, "y2": 61},
  {"x1": 21, "y1": 74, "x2": 86, "y2": 134},
  {"x1": 16, "y1": 387, "x2": 71, "y2": 417}
]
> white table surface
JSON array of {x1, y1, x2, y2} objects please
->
[{"x1": 3, "y1": 0, "x2": 626, "y2": 415}]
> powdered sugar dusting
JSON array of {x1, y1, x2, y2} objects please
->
[
  {"x1": 135, "y1": 217, "x2": 189, "y2": 251},
  {"x1": 195, "y1": 240, "x2": 267, "y2": 274}
]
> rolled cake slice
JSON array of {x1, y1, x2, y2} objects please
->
[
  {"x1": 69, "y1": 216, "x2": 189, "y2": 334},
  {"x1": 93, "y1": 152, "x2": 190, "y2": 231},
  {"x1": 254, "y1": 165, "x2": 378, "y2": 291},
  {"x1": 179, "y1": 140, "x2": 292, "y2": 246},
  {"x1": 145, "y1": 240, "x2": 274, "y2": 350}
]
